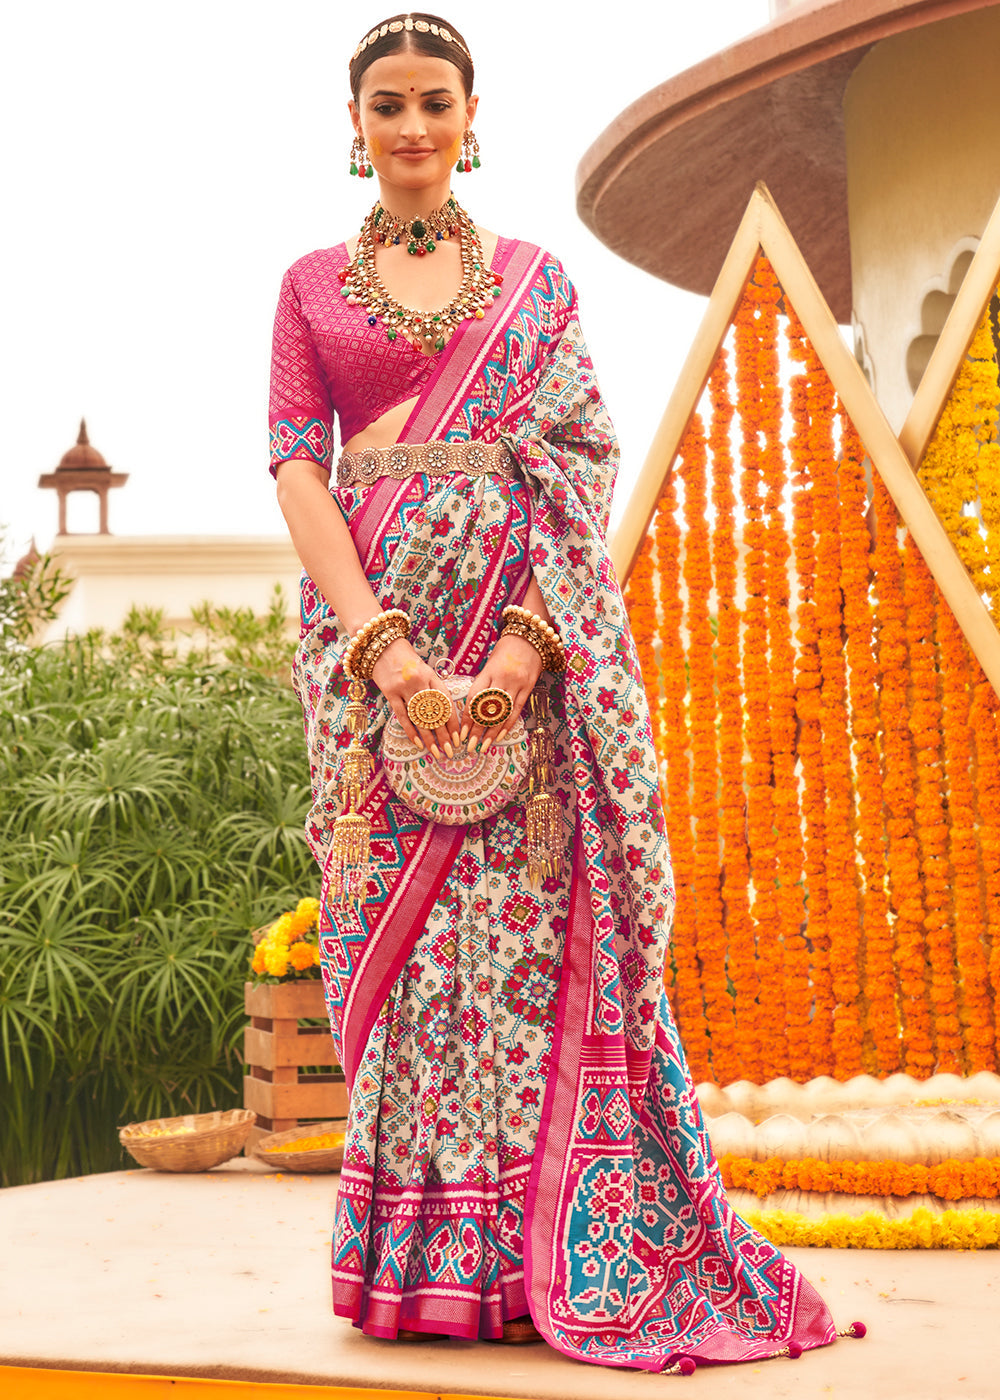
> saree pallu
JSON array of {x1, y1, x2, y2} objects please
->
[{"x1": 293, "y1": 239, "x2": 837, "y2": 1369}]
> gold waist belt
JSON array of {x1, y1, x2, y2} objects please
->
[{"x1": 336, "y1": 440, "x2": 518, "y2": 488}]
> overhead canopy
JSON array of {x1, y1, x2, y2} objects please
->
[{"x1": 575, "y1": 0, "x2": 999, "y2": 323}]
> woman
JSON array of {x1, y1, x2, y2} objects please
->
[{"x1": 271, "y1": 12, "x2": 855, "y2": 1373}]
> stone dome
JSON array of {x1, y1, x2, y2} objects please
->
[{"x1": 57, "y1": 419, "x2": 109, "y2": 472}]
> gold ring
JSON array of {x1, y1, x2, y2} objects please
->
[
  {"x1": 406, "y1": 688, "x2": 453, "y2": 730},
  {"x1": 469, "y1": 687, "x2": 513, "y2": 728}
]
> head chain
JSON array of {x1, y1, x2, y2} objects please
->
[{"x1": 351, "y1": 16, "x2": 471, "y2": 63}]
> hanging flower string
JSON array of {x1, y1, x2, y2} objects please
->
[
  {"x1": 757, "y1": 260, "x2": 811, "y2": 1081},
  {"x1": 938, "y1": 604, "x2": 993, "y2": 1071},
  {"x1": 786, "y1": 306, "x2": 835, "y2": 1077},
  {"x1": 839, "y1": 413, "x2": 897, "y2": 1075},
  {"x1": 918, "y1": 289, "x2": 1000, "y2": 612},
  {"x1": 682, "y1": 390, "x2": 738, "y2": 1083},
  {"x1": 904, "y1": 535, "x2": 961, "y2": 1072}
]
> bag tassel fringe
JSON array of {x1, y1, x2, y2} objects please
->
[
  {"x1": 329, "y1": 680, "x2": 374, "y2": 906},
  {"x1": 525, "y1": 689, "x2": 564, "y2": 883}
]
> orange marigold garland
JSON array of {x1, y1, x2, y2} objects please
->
[
  {"x1": 804, "y1": 351, "x2": 864, "y2": 1080},
  {"x1": 719, "y1": 1154, "x2": 1000, "y2": 1201},
  {"x1": 872, "y1": 472, "x2": 934, "y2": 1078},
  {"x1": 735, "y1": 263, "x2": 784, "y2": 1080},
  {"x1": 971, "y1": 677, "x2": 1000, "y2": 1071},
  {"x1": 838, "y1": 413, "x2": 897, "y2": 1074},
  {"x1": 937, "y1": 606, "x2": 994, "y2": 1072},
  {"x1": 756, "y1": 260, "x2": 812, "y2": 1081},
  {"x1": 786, "y1": 307, "x2": 833, "y2": 1076},
  {"x1": 708, "y1": 344, "x2": 758, "y2": 1083},
  {"x1": 682, "y1": 360, "x2": 739, "y2": 1085},
  {"x1": 654, "y1": 424, "x2": 710, "y2": 1073},
  {"x1": 903, "y1": 535, "x2": 961, "y2": 1074}
]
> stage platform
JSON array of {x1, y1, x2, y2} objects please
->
[{"x1": 2, "y1": 1158, "x2": 998, "y2": 1399}]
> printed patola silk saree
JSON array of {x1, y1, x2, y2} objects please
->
[{"x1": 290, "y1": 239, "x2": 836, "y2": 1369}]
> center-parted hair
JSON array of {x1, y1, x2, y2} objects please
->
[{"x1": 349, "y1": 13, "x2": 475, "y2": 101}]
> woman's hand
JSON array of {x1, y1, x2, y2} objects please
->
[
  {"x1": 461, "y1": 633, "x2": 544, "y2": 753},
  {"x1": 370, "y1": 637, "x2": 459, "y2": 758}
]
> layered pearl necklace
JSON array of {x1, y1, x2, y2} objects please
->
[{"x1": 338, "y1": 199, "x2": 503, "y2": 353}]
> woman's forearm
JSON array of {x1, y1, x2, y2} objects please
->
[
  {"x1": 521, "y1": 573, "x2": 553, "y2": 626},
  {"x1": 275, "y1": 459, "x2": 382, "y2": 633}
]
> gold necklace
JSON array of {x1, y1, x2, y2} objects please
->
[{"x1": 338, "y1": 200, "x2": 502, "y2": 352}]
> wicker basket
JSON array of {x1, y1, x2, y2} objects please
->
[
  {"x1": 119, "y1": 1108, "x2": 257, "y2": 1172},
  {"x1": 253, "y1": 1119, "x2": 347, "y2": 1172}
]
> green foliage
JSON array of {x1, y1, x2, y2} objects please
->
[{"x1": 0, "y1": 565, "x2": 313, "y2": 1185}]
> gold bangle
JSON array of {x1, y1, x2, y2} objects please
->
[
  {"x1": 352, "y1": 625, "x2": 407, "y2": 680},
  {"x1": 343, "y1": 608, "x2": 410, "y2": 679},
  {"x1": 500, "y1": 606, "x2": 566, "y2": 674}
]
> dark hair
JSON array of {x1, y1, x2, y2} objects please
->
[{"x1": 349, "y1": 13, "x2": 475, "y2": 101}]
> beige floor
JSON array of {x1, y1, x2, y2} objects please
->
[{"x1": 2, "y1": 1158, "x2": 997, "y2": 1399}]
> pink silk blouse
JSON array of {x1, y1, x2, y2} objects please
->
[{"x1": 269, "y1": 241, "x2": 513, "y2": 476}]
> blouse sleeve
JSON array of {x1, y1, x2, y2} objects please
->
[{"x1": 268, "y1": 267, "x2": 334, "y2": 478}]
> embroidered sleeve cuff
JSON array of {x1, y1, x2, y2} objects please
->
[{"x1": 269, "y1": 418, "x2": 333, "y2": 477}]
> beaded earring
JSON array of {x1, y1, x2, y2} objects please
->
[
  {"x1": 456, "y1": 129, "x2": 481, "y2": 173},
  {"x1": 349, "y1": 133, "x2": 374, "y2": 178}
]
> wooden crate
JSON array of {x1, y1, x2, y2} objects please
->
[{"x1": 243, "y1": 980, "x2": 349, "y2": 1151}]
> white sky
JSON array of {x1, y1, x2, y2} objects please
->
[{"x1": 1, "y1": 0, "x2": 770, "y2": 557}]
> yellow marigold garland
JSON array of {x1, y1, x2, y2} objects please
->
[
  {"x1": 743, "y1": 1205, "x2": 1000, "y2": 1250},
  {"x1": 709, "y1": 346, "x2": 758, "y2": 1083},
  {"x1": 682, "y1": 385, "x2": 739, "y2": 1083},
  {"x1": 735, "y1": 265, "x2": 782, "y2": 1080},
  {"x1": 721, "y1": 1153, "x2": 1000, "y2": 1200},
  {"x1": 918, "y1": 292, "x2": 1000, "y2": 613}
]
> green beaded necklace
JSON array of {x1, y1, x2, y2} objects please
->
[
  {"x1": 339, "y1": 199, "x2": 503, "y2": 353},
  {"x1": 370, "y1": 196, "x2": 460, "y2": 257}
]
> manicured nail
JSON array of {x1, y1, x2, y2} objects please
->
[
  {"x1": 459, "y1": 724, "x2": 469, "y2": 744},
  {"x1": 468, "y1": 737, "x2": 479, "y2": 754},
  {"x1": 443, "y1": 741, "x2": 454, "y2": 758},
  {"x1": 431, "y1": 744, "x2": 442, "y2": 760}
]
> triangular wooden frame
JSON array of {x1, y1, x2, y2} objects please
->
[
  {"x1": 609, "y1": 182, "x2": 1000, "y2": 698},
  {"x1": 899, "y1": 183, "x2": 1000, "y2": 468}
]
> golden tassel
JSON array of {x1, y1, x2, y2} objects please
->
[
  {"x1": 525, "y1": 688, "x2": 565, "y2": 882},
  {"x1": 339, "y1": 736, "x2": 373, "y2": 803},
  {"x1": 329, "y1": 782, "x2": 372, "y2": 907},
  {"x1": 343, "y1": 678, "x2": 369, "y2": 736},
  {"x1": 329, "y1": 679, "x2": 373, "y2": 907}
]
